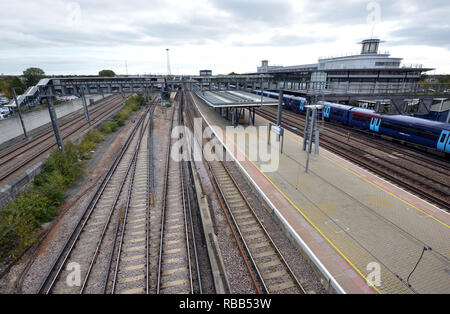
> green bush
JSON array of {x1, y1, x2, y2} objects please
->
[
  {"x1": 0, "y1": 93, "x2": 146, "y2": 264},
  {"x1": 0, "y1": 207, "x2": 37, "y2": 259},
  {"x1": 85, "y1": 129, "x2": 104, "y2": 144},
  {"x1": 102, "y1": 120, "x2": 118, "y2": 134},
  {"x1": 40, "y1": 142, "x2": 83, "y2": 187},
  {"x1": 0, "y1": 137, "x2": 98, "y2": 262}
]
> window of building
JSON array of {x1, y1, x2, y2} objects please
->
[{"x1": 375, "y1": 62, "x2": 400, "y2": 67}]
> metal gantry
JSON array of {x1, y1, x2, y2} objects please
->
[{"x1": 303, "y1": 103, "x2": 324, "y2": 173}]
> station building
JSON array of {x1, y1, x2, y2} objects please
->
[
  {"x1": 256, "y1": 39, "x2": 433, "y2": 93},
  {"x1": 199, "y1": 70, "x2": 212, "y2": 76}
]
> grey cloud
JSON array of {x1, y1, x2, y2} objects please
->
[
  {"x1": 232, "y1": 34, "x2": 336, "y2": 47},
  {"x1": 301, "y1": 0, "x2": 449, "y2": 26},
  {"x1": 0, "y1": 0, "x2": 449, "y2": 74},
  {"x1": 388, "y1": 26, "x2": 450, "y2": 49},
  {"x1": 209, "y1": 0, "x2": 295, "y2": 26}
]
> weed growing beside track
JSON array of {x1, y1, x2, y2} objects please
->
[
  {"x1": 0, "y1": 94, "x2": 147, "y2": 270},
  {"x1": 102, "y1": 94, "x2": 145, "y2": 134}
]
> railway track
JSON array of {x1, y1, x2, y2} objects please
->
[
  {"x1": 37, "y1": 106, "x2": 150, "y2": 294},
  {"x1": 156, "y1": 99, "x2": 196, "y2": 294},
  {"x1": 257, "y1": 107, "x2": 450, "y2": 210},
  {"x1": 37, "y1": 93, "x2": 204, "y2": 294},
  {"x1": 185, "y1": 91, "x2": 305, "y2": 294},
  {"x1": 0, "y1": 94, "x2": 128, "y2": 185},
  {"x1": 104, "y1": 106, "x2": 155, "y2": 294},
  {"x1": 281, "y1": 107, "x2": 450, "y2": 173},
  {"x1": 207, "y1": 159, "x2": 305, "y2": 294}
]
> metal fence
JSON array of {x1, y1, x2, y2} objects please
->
[{"x1": 278, "y1": 81, "x2": 450, "y2": 95}]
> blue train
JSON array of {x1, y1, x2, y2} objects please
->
[
  {"x1": 252, "y1": 89, "x2": 450, "y2": 153},
  {"x1": 254, "y1": 89, "x2": 308, "y2": 111}
]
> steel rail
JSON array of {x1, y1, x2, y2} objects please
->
[
  {"x1": 80, "y1": 110, "x2": 149, "y2": 293},
  {"x1": 110, "y1": 113, "x2": 150, "y2": 293},
  {"x1": 37, "y1": 109, "x2": 147, "y2": 294},
  {"x1": 262, "y1": 106, "x2": 449, "y2": 171},
  {"x1": 207, "y1": 160, "x2": 269, "y2": 293},
  {"x1": 102, "y1": 98, "x2": 158, "y2": 294},
  {"x1": 184, "y1": 91, "x2": 261, "y2": 294},
  {"x1": 156, "y1": 102, "x2": 176, "y2": 294},
  {"x1": 260, "y1": 108, "x2": 450, "y2": 188},
  {"x1": 221, "y1": 161, "x2": 306, "y2": 294},
  {"x1": 180, "y1": 92, "x2": 203, "y2": 293},
  {"x1": 174, "y1": 97, "x2": 198, "y2": 293},
  {"x1": 146, "y1": 98, "x2": 157, "y2": 293},
  {"x1": 257, "y1": 108, "x2": 450, "y2": 210},
  {"x1": 0, "y1": 94, "x2": 124, "y2": 162},
  {"x1": 0, "y1": 95, "x2": 128, "y2": 184}
]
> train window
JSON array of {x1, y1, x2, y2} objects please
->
[
  {"x1": 381, "y1": 121, "x2": 440, "y2": 141},
  {"x1": 331, "y1": 109, "x2": 344, "y2": 117},
  {"x1": 440, "y1": 133, "x2": 447, "y2": 143},
  {"x1": 352, "y1": 114, "x2": 371, "y2": 123}
]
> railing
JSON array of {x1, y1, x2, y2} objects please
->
[
  {"x1": 319, "y1": 51, "x2": 390, "y2": 60},
  {"x1": 290, "y1": 81, "x2": 449, "y2": 95}
]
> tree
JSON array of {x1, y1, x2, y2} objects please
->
[
  {"x1": 98, "y1": 70, "x2": 116, "y2": 77},
  {"x1": 1, "y1": 77, "x2": 26, "y2": 99},
  {"x1": 23, "y1": 67, "x2": 45, "y2": 87}
]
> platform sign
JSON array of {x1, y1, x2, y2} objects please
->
[
  {"x1": 271, "y1": 125, "x2": 282, "y2": 136},
  {"x1": 268, "y1": 123, "x2": 284, "y2": 153}
]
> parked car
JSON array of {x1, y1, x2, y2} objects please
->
[
  {"x1": 0, "y1": 113, "x2": 6, "y2": 120},
  {"x1": 0, "y1": 97, "x2": 10, "y2": 105},
  {"x1": 56, "y1": 96, "x2": 68, "y2": 102},
  {"x1": 0, "y1": 106, "x2": 10, "y2": 116}
]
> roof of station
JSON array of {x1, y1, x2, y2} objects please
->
[{"x1": 195, "y1": 90, "x2": 278, "y2": 108}]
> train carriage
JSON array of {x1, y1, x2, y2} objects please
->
[
  {"x1": 320, "y1": 101, "x2": 352, "y2": 124},
  {"x1": 251, "y1": 90, "x2": 450, "y2": 153},
  {"x1": 379, "y1": 115, "x2": 450, "y2": 152}
]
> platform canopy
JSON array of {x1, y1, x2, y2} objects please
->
[{"x1": 195, "y1": 90, "x2": 278, "y2": 108}]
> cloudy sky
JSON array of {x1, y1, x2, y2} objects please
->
[{"x1": 1, "y1": 0, "x2": 449, "y2": 75}]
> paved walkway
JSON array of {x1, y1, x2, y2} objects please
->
[
  {"x1": 193, "y1": 97, "x2": 450, "y2": 294},
  {"x1": 0, "y1": 95, "x2": 106, "y2": 145}
]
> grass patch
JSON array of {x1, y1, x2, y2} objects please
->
[{"x1": 102, "y1": 93, "x2": 146, "y2": 133}]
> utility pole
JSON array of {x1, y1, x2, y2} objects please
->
[
  {"x1": 12, "y1": 87, "x2": 28, "y2": 138},
  {"x1": 41, "y1": 84, "x2": 64, "y2": 152},
  {"x1": 166, "y1": 48, "x2": 171, "y2": 76},
  {"x1": 80, "y1": 87, "x2": 91, "y2": 126},
  {"x1": 277, "y1": 90, "x2": 283, "y2": 141}
]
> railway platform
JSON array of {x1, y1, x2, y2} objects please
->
[{"x1": 191, "y1": 94, "x2": 450, "y2": 294}]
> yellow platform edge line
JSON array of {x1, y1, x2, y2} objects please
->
[
  {"x1": 218, "y1": 127, "x2": 382, "y2": 295},
  {"x1": 279, "y1": 127, "x2": 449, "y2": 229}
]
